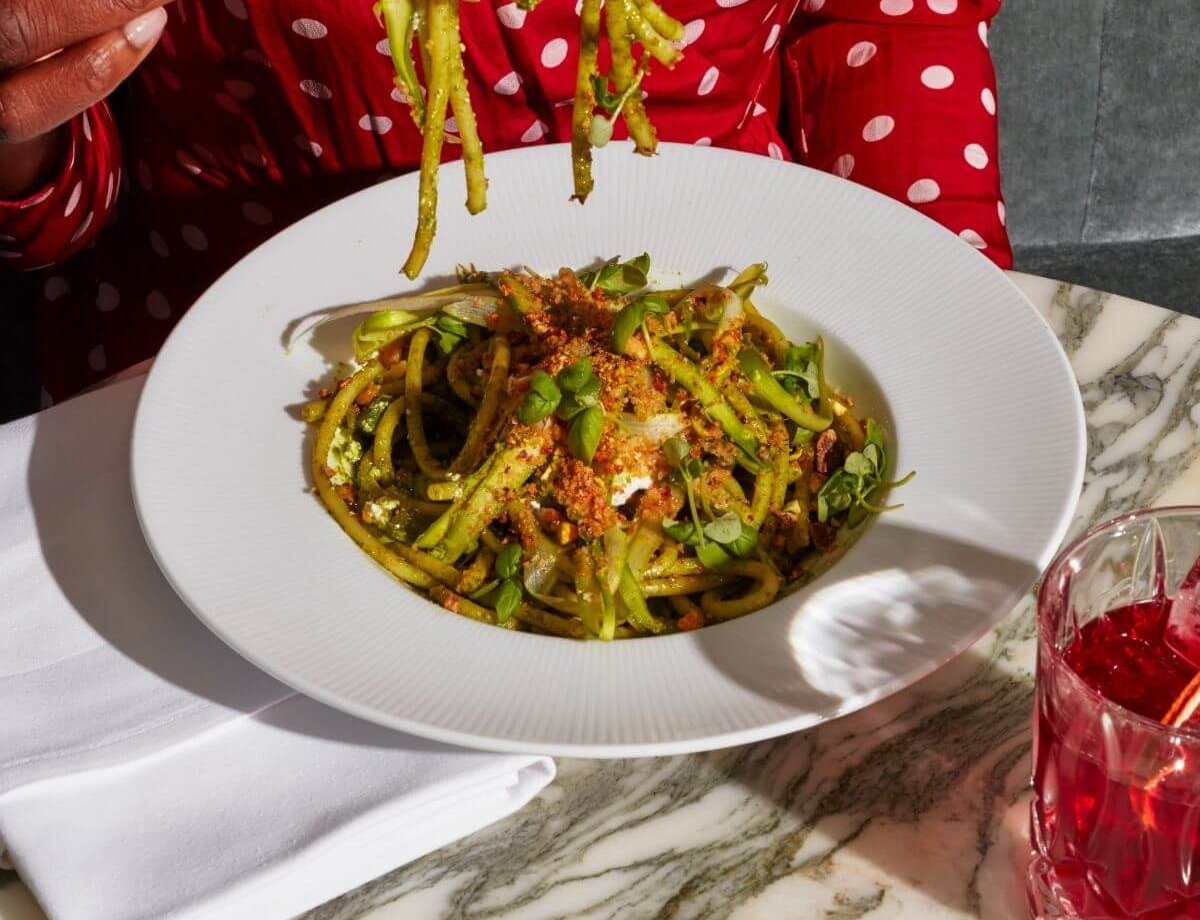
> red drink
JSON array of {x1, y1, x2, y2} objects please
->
[{"x1": 1032, "y1": 510, "x2": 1200, "y2": 919}]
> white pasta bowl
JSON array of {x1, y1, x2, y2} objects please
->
[{"x1": 132, "y1": 143, "x2": 1085, "y2": 756}]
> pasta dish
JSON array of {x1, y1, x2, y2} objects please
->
[{"x1": 303, "y1": 256, "x2": 911, "y2": 639}]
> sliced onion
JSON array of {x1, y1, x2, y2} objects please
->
[
  {"x1": 442, "y1": 295, "x2": 502, "y2": 327},
  {"x1": 602, "y1": 526, "x2": 630, "y2": 594},
  {"x1": 523, "y1": 537, "x2": 562, "y2": 595},
  {"x1": 285, "y1": 282, "x2": 494, "y2": 352},
  {"x1": 617, "y1": 412, "x2": 686, "y2": 443}
]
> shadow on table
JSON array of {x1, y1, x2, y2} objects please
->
[{"x1": 23, "y1": 380, "x2": 462, "y2": 751}]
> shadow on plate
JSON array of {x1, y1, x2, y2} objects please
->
[{"x1": 693, "y1": 517, "x2": 1039, "y2": 714}]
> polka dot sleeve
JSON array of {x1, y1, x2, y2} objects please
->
[
  {"x1": 782, "y1": 0, "x2": 1012, "y2": 268},
  {"x1": 0, "y1": 102, "x2": 123, "y2": 272}
]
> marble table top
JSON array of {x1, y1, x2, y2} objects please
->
[{"x1": 3, "y1": 272, "x2": 1197, "y2": 920}]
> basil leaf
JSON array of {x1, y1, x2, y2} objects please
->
[
  {"x1": 556, "y1": 358, "x2": 593, "y2": 393},
  {"x1": 638, "y1": 293, "x2": 670, "y2": 315},
  {"x1": 494, "y1": 578, "x2": 522, "y2": 624},
  {"x1": 696, "y1": 541, "x2": 732, "y2": 571},
  {"x1": 495, "y1": 543, "x2": 523, "y2": 580},
  {"x1": 663, "y1": 436, "x2": 690, "y2": 470},
  {"x1": 573, "y1": 374, "x2": 601, "y2": 407},
  {"x1": 817, "y1": 471, "x2": 857, "y2": 522},
  {"x1": 598, "y1": 263, "x2": 647, "y2": 294},
  {"x1": 529, "y1": 369, "x2": 562, "y2": 402},
  {"x1": 555, "y1": 394, "x2": 587, "y2": 421},
  {"x1": 432, "y1": 314, "x2": 469, "y2": 355},
  {"x1": 662, "y1": 517, "x2": 700, "y2": 545},
  {"x1": 612, "y1": 300, "x2": 647, "y2": 354},
  {"x1": 627, "y1": 253, "x2": 651, "y2": 276},
  {"x1": 727, "y1": 523, "x2": 759, "y2": 559},
  {"x1": 681, "y1": 457, "x2": 705, "y2": 480},
  {"x1": 703, "y1": 510, "x2": 743, "y2": 545},
  {"x1": 517, "y1": 371, "x2": 561, "y2": 424},
  {"x1": 568, "y1": 406, "x2": 604, "y2": 463}
]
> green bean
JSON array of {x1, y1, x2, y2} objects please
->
[
  {"x1": 618, "y1": 566, "x2": 671, "y2": 634},
  {"x1": 621, "y1": 0, "x2": 681, "y2": 67},
  {"x1": 433, "y1": 446, "x2": 541, "y2": 562},
  {"x1": 738, "y1": 346, "x2": 831, "y2": 432},
  {"x1": 650, "y1": 340, "x2": 762, "y2": 467},
  {"x1": 604, "y1": 0, "x2": 656, "y2": 154},
  {"x1": 571, "y1": 0, "x2": 601, "y2": 202},
  {"x1": 634, "y1": 0, "x2": 684, "y2": 41}
]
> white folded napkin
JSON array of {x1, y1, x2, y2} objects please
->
[{"x1": 0, "y1": 379, "x2": 554, "y2": 920}]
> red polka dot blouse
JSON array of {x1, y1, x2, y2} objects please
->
[{"x1": 0, "y1": 0, "x2": 1009, "y2": 403}]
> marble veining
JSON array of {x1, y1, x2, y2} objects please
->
[{"x1": 5, "y1": 275, "x2": 1200, "y2": 920}]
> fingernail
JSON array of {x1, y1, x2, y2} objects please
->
[{"x1": 124, "y1": 6, "x2": 168, "y2": 50}]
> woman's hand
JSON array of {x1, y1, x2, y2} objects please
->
[{"x1": 0, "y1": 0, "x2": 170, "y2": 198}]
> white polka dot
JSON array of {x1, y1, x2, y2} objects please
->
[
  {"x1": 243, "y1": 48, "x2": 270, "y2": 66},
  {"x1": 964, "y1": 143, "x2": 989, "y2": 169},
  {"x1": 697, "y1": 66, "x2": 720, "y2": 96},
  {"x1": 159, "y1": 68, "x2": 182, "y2": 92},
  {"x1": 880, "y1": 0, "x2": 913, "y2": 14},
  {"x1": 181, "y1": 224, "x2": 209, "y2": 251},
  {"x1": 694, "y1": 136, "x2": 712, "y2": 146},
  {"x1": 104, "y1": 173, "x2": 116, "y2": 208},
  {"x1": 763, "y1": 23, "x2": 781, "y2": 51},
  {"x1": 176, "y1": 150, "x2": 203, "y2": 175},
  {"x1": 997, "y1": 200, "x2": 1006, "y2": 225},
  {"x1": 540, "y1": 38, "x2": 568, "y2": 68},
  {"x1": 296, "y1": 134, "x2": 322, "y2": 156},
  {"x1": 240, "y1": 144, "x2": 267, "y2": 167},
  {"x1": 981, "y1": 87, "x2": 996, "y2": 115},
  {"x1": 242, "y1": 202, "x2": 273, "y2": 225},
  {"x1": 678, "y1": 19, "x2": 705, "y2": 48},
  {"x1": 753, "y1": 102, "x2": 767, "y2": 117},
  {"x1": 146, "y1": 290, "x2": 172, "y2": 319},
  {"x1": 299, "y1": 79, "x2": 333, "y2": 99},
  {"x1": 150, "y1": 231, "x2": 170, "y2": 258},
  {"x1": 224, "y1": 0, "x2": 247, "y2": 18},
  {"x1": 358, "y1": 114, "x2": 394, "y2": 134},
  {"x1": 716, "y1": 0, "x2": 749, "y2": 7},
  {"x1": 43, "y1": 277, "x2": 70, "y2": 301},
  {"x1": 831, "y1": 153, "x2": 854, "y2": 178},
  {"x1": 906, "y1": 178, "x2": 940, "y2": 203},
  {"x1": 0, "y1": 250, "x2": 21, "y2": 259},
  {"x1": 215, "y1": 93, "x2": 241, "y2": 114},
  {"x1": 978, "y1": 21, "x2": 989, "y2": 46},
  {"x1": 520, "y1": 120, "x2": 547, "y2": 143},
  {"x1": 497, "y1": 3, "x2": 527, "y2": 28},
  {"x1": 81, "y1": 111, "x2": 92, "y2": 141},
  {"x1": 0, "y1": 233, "x2": 12, "y2": 243},
  {"x1": 444, "y1": 117, "x2": 460, "y2": 137},
  {"x1": 927, "y1": 0, "x2": 957, "y2": 12},
  {"x1": 292, "y1": 17, "x2": 328, "y2": 39},
  {"x1": 802, "y1": 0, "x2": 824, "y2": 9},
  {"x1": 391, "y1": 86, "x2": 411, "y2": 104},
  {"x1": 224, "y1": 80, "x2": 255, "y2": 100},
  {"x1": 96, "y1": 282, "x2": 120, "y2": 312},
  {"x1": 193, "y1": 144, "x2": 219, "y2": 168},
  {"x1": 376, "y1": 38, "x2": 392, "y2": 55},
  {"x1": 959, "y1": 229, "x2": 987, "y2": 249},
  {"x1": 87, "y1": 345, "x2": 107, "y2": 372},
  {"x1": 69, "y1": 212, "x2": 94, "y2": 244},
  {"x1": 762, "y1": 2, "x2": 778, "y2": 21},
  {"x1": 846, "y1": 41, "x2": 877, "y2": 67},
  {"x1": 64, "y1": 181, "x2": 83, "y2": 217},
  {"x1": 493, "y1": 71, "x2": 522, "y2": 95},
  {"x1": 575, "y1": 0, "x2": 583, "y2": 13},
  {"x1": 920, "y1": 65, "x2": 955, "y2": 89},
  {"x1": 767, "y1": 142, "x2": 784, "y2": 160},
  {"x1": 862, "y1": 115, "x2": 894, "y2": 142}
]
